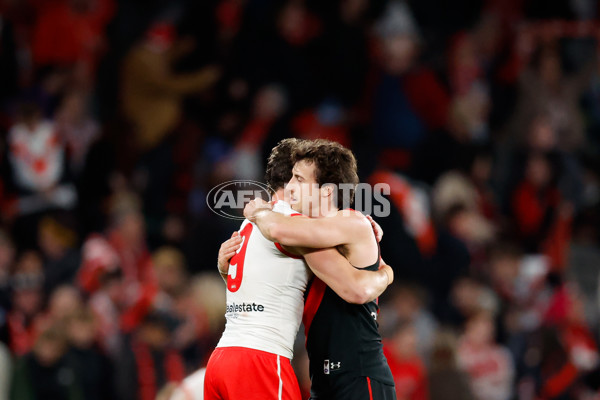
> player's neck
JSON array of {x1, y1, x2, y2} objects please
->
[
  {"x1": 272, "y1": 189, "x2": 286, "y2": 202},
  {"x1": 315, "y1": 199, "x2": 339, "y2": 218}
]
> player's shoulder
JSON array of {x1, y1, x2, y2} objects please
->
[
  {"x1": 335, "y1": 208, "x2": 369, "y2": 224},
  {"x1": 333, "y1": 209, "x2": 372, "y2": 235},
  {"x1": 273, "y1": 200, "x2": 304, "y2": 217}
]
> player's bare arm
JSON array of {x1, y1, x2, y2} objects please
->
[
  {"x1": 301, "y1": 247, "x2": 393, "y2": 304},
  {"x1": 244, "y1": 198, "x2": 370, "y2": 248},
  {"x1": 217, "y1": 231, "x2": 242, "y2": 282},
  {"x1": 216, "y1": 225, "x2": 393, "y2": 304},
  {"x1": 216, "y1": 231, "x2": 393, "y2": 303}
]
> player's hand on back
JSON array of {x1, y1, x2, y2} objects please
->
[
  {"x1": 218, "y1": 231, "x2": 243, "y2": 275},
  {"x1": 379, "y1": 258, "x2": 394, "y2": 286},
  {"x1": 366, "y1": 215, "x2": 383, "y2": 242},
  {"x1": 243, "y1": 198, "x2": 273, "y2": 221}
]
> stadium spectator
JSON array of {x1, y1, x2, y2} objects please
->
[
  {"x1": 10, "y1": 326, "x2": 79, "y2": 400},
  {"x1": 6, "y1": 103, "x2": 76, "y2": 220},
  {"x1": 7, "y1": 251, "x2": 45, "y2": 356},
  {"x1": 37, "y1": 216, "x2": 80, "y2": 294},
  {"x1": 457, "y1": 312, "x2": 514, "y2": 400},
  {"x1": 116, "y1": 313, "x2": 185, "y2": 400},
  {"x1": 380, "y1": 285, "x2": 437, "y2": 363},
  {"x1": 507, "y1": 45, "x2": 595, "y2": 153},
  {"x1": 428, "y1": 330, "x2": 475, "y2": 400},
  {"x1": 383, "y1": 320, "x2": 428, "y2": 400},
  {"x1": 120, "y1": 20, "x2": 220, "y2": 152},
  {"x1": 152, "y1": 247, "x2": 209, "y2": 369},
  {"x1": 510, "y1": 151, "x2": 565, "y2": 253},
  {"x1": 41, "y1": 285, "x2": 83, "y2": 329},
  {"x1": 0, "y1": 0, "x2": 598, "y2": 397},
  {"x1": 54, "y1": 90, "x2": 100, "y2": 177},
  {"x1": 64, "y1": 307, "x2": 115, "y2": 400},
  {"x1": 87, "y1": 266, "x2": 125, "y2": 359},
  {"x1": 367, "y1": 1, "x2": 450, "y2": 173}
]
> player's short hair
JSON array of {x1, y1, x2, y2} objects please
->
[
  {"x1": 265, "y1": 138, "x2": 305, "y2": 192},
  {"x1": 292, "y1": 139, "x2": 359, "y2": 209}
]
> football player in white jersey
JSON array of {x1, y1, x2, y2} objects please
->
[{"x1": 203, "y1": 139, "x2": 393, "y2": 400}]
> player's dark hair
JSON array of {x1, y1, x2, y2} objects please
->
[
  {"x1": 265, "y1": 138, "x2": 304, "y2": 192},
  {"x1": 292, "y1": 139, "x2": 359, "y2": 209}
]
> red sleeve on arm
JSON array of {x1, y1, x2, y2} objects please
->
[{"x1": 541, "y1": 362, "x2": 578, "y2": 399}]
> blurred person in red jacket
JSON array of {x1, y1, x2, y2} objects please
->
[
  {"x1": 510, "y1": 150, "x2": 573, "y2": 265},
  {"x1": 31, "y1": 0, "x2": 115, "y2": 83},
  {"x1": 383, "y1": 320, "x2": 428, "y2": 400},
  {"x1": 457, "y1": 311, "x2": 514, "y2": 400}
]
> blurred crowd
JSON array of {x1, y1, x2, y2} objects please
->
[{"x1": 0, "y1": 0, "x2": 600, "y2": 399}]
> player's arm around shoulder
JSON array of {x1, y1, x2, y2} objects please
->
[
  {"x1": 247, "y1": 202, "x2": 368, "y2": 248},
  {"x1": 299, "y1": 245, "x2": 393, "y2": 304}
]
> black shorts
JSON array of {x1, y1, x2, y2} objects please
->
[{"x1": 309, "y1": 376, "x2": 396, "y2": 400}]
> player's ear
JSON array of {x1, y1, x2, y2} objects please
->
[{"x1": 321, "y1": 184, "x2": 334, "y2": 198}]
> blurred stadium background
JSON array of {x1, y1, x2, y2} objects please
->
[{"x1": 0, "y1": 0, "x2": 599, "y2": 399}]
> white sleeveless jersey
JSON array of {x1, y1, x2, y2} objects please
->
[{"x1": 217, "y1": 201, "x2": 309, "y2": 359}]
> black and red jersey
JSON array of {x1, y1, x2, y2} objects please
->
[{"x1": 302, "y1": 256, "x2": 394, "y2": 398}]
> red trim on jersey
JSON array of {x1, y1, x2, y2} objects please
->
[
  {"x1": 228, "y1": 223, "x2": 253, "y2": 292},
  {"x1": 274, "y1": 212, "x2": 304, "y2": 259},
  {"x1": 275, "y1": 242, "x2": 303, "y2": 259},
  {"x1": 367, "y1": 377, "x2": 373, "y2": 400},
  {"x1": 303, "y1": 278, "x2": 326, "y2": 338}
]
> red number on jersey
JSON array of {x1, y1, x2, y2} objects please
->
[{"x1": 228, "y1": 223, "x2": 253, "y2": 292}]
